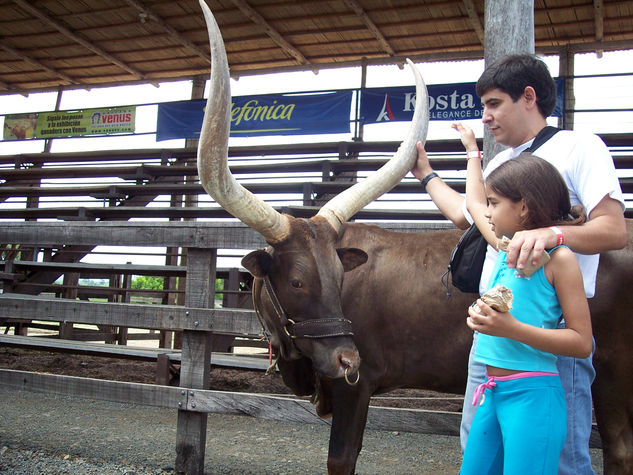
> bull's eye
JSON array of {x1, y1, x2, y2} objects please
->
[{"x1": 291, "y1": 279, "x2": 302, "y2": 289}]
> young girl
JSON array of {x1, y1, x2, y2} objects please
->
[{"x1": 454, "y1": 124, "x2": 594, "y2": 474}]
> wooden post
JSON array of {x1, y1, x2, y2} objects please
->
[
  {"x1": 225, "y1": 268, "x2": 240, "y2": 309},
  {"x1": 118, "y1": 270, "x2": 131, "y2": 345},
  {"x1": 213, "y1": 268, "x2": 239, "y2": 352},
  {"x1": 560, "y1": 46, "x2": 575, "y2": 130},
  {"x1": 155, "y1": 353, "x2": 171, "y2": 386},
  {"x1": 172, "y1": 74, "x2": 206, "y2": 351},
  {"x1": 60, "y1": 272, "x2": 79, "y2": 339},
  {"x1": 175, "y1": 247, "x2": 216, "y2": 474},
  {"x1": 355, "y1": 57, "x2": 367, "y2": 141},
  {"x1": 482, "y1": 0, "x2": 535, "y2": 164},
  {"x1": 102, "y1": 273, "x2": 121, "y2": 344}
]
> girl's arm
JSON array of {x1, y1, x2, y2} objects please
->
[
  {"x1": 453, "y1": 123, "x2": 497, "y2": 247},
  {"x1": 467, "y1": 247, "x2": 593, "y2": 358}
]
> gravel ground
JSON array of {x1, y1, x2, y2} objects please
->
[{"x1": 0, "y1": 385, "x2": 466, "y2": 474}]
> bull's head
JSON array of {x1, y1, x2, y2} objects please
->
[{"x1": 197, "y1": 1, "x2": 429, "y2": 382}]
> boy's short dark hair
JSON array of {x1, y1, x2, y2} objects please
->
[{"x1": 476, "y1": 54, "x2": 557, "y2": 118}]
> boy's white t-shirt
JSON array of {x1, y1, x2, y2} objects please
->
[{"x1": 463, "y1": 130, "x2": 624, "y2": 298}]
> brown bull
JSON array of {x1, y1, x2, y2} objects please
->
[
  {"x1": 259, "y1": 222, "x2": 633, "y2": 475},
  {"x1": 196, "y1": 2, "x2": 633, "y2": 473}
]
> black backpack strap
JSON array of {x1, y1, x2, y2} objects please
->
[{"x1": 525, "y1": 126, "x2": 561, "y2": 153}]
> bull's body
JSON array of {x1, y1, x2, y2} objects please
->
[{"x1": 252, "y1": 221, "x2": 633, "y2": 474}]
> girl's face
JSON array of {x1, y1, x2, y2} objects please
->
[{"x1": 484, "y1": 187, "x2": 527, "y2": 239}]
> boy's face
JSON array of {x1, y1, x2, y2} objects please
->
[{"x1": 480, "y1": 88, "x2": 529, "y2": 148}]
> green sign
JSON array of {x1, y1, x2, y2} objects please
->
[{"x1": 3, "y1": 106, "x2": 136, "y2": 140}]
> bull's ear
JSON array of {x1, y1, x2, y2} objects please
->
[
  {"x1": 241, "y1": 249, "x2": 273, "y2": 278},
  {"x1": 337, "y1": 247, "x2": 368, "y2": 272}
]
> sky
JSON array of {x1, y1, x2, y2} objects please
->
[{"x1": 0, "y1": 49, "x2": 631, "y2": 266}]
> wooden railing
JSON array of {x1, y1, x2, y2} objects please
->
[{"x1": 0, "y1": 220, "x2": 461, "y2": 473}]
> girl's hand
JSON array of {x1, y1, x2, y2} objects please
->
[
  {"x1": 466, "y1": 299, "x2": 517, "y2": 337},
  {"x1": 451, "y1": 122, "x2": 478, "y2": 153}
]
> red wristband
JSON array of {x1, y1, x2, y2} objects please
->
[
  {"x1": 466, "y1": 150, "x2": 481, "y2": 160},
  {"x1": 549, "y1": 226, "x2": 564, "y2": 246}
]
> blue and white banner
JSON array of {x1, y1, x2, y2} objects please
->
[
  {"x1": 360, "y1": 83, "x2": 483, "y2": 124},
  {"x1": 156, "y1": 90, "x2": 353, "y2": 141},
  {"x1": 157, "y1": 79, "x2": 564, "y2": 140},
  {"x1": 360, "y1": 78, "x2": 564, "y2": 124}
]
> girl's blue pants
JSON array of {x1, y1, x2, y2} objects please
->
[{"x1": 460, "y1": 374, "x2": 567, "y2": 474}]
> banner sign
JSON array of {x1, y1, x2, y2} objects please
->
[
  {"x1": 361, "y1": 83, "x2": 482, "y2": 123},
  {"x1": 554, "y1": 77, "x2": 564, "y2": 117},
  {"x1": 360, "y1": 78, "x2": 564, "y2": 124},
  {"x1": 2, "y1": 78, "x2": 563, "y2": 142},
  {"x1": 156, "y1": 90, "x2": 353, "y2": 141},
  {"x1": 3, "y1": 106, "x2": 136, "y2": 140}
]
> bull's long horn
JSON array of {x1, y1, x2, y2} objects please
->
[
  {"x1": 197, "y1": 0, "x2": 290, "y2": 243},
  {"x1": 316, "y1": 60, "x2": 429, "y2": 232}
]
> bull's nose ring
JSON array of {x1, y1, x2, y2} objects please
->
[{"x1": 344, "y1": 367, "x2": 360, "y2": 386}]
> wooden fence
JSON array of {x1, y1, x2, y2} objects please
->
[
  {"x1": 0, "y1": 220, "x2": 461, "y2": 473},
  {"x1": 1, "y1": 136, "x2": 626, "y2": 472}
]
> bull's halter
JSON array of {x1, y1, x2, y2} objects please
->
[
  {"x1": 261, "y1": 275, "x2": 354, "y2": 340},
  {"x1": 254, "y1": 275, "x2": 359, "y2": 385}
]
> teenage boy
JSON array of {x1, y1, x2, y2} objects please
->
[{"x1": 412, "y1": 54, "x2": 626, "y2": 474}]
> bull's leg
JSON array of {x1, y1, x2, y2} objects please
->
[
  {"x1": 593, "y1": 369, "x2": 633, "y2": 474},
  {"x1": 326, "y1": 377, "x2": 373, "y2": 475}
]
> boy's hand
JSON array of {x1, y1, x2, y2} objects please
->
[{"x1": 411, "y1": 141, "x2": 434, "y2": 180}]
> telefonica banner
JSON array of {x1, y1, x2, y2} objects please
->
[
  {"x1": 3, "y1": 106, "x2": 135, "y2": 140},
  {"x1": 156, "y1": 90, "x2": 354, "y2": 141},
  {"x1": 360, "y1": 78, "x2": 564, "y2": 125}
]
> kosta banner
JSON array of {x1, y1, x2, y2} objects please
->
[
  {"x1": 360, "y1": 78, "x2": 563, "y2": 125},
  {"x1": 3, "y1": 106, "x2": 135, "y2": 140},
  {"x1": 361, "y1": 83, "x2": 484, "y2": 124}
]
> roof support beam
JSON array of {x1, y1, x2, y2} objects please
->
[
  {"x1": 342, "y1": 0, "x2": 396, "y2": 56},
  {"x1": 12, "y1": 0, "x2": 145, "y2": 81},
  {"x1": 462, "y1": 0, "x2": 485, "y2": 46},
  {"x1": 0, "y1": 40, "x2": 77, "y2": 86},
  {"x1": 229, "y1": 0, "x2": 317, "y2": 73},
  {"x1": 593, "y1": 0, "x2": 604, "y2": 57},
  {"x1": 123, "y1": 0, "x2": 211, "y2": 64}
]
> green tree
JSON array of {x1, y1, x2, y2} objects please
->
[{"x1": 131, "y1": 275, "x2": 164, "y2": 290}]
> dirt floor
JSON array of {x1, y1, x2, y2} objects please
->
[{"x1": 0, "y1": 347, "x2": 463, "y2": 412}]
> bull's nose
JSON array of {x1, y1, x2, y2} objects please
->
[{"x1": 338, "y1": 351, "x2": 361, "y2": 373}]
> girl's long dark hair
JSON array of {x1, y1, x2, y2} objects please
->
[{"x1": 486, "y1": 153, "x2": 586, "y2": 230}]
